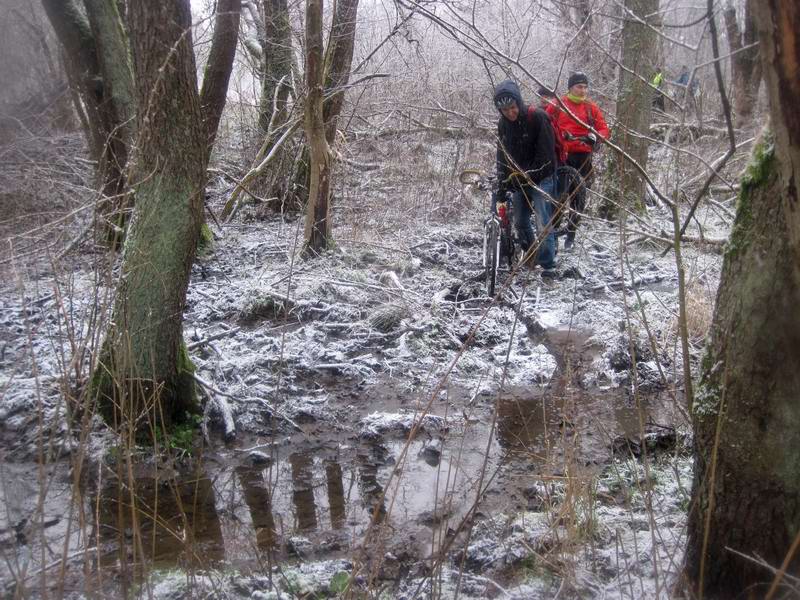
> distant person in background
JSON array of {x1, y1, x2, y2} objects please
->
[
  {"x1": 675, "y1": 65, "x2": 699, "y2": 97},
  {"x1": 651, "y1": 68, "x2": 666, "y2": 111},
  {"x1": 674, "y1": 65, "x2": 701, "y2": 121},
  {"x1": 546, "y1": 72, "x2": 609, "y2": 249}
]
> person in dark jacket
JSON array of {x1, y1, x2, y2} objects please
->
[{"x1": 493, "y1": 79, "x2": 557, "y2": 272}]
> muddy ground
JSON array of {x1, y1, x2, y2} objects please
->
[{"x1": 0, "y1": 133, "x2": 733, "y2": 599}]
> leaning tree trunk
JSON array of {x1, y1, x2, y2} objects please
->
[
  {"x1": 323, "y1": 0, "x2": 359, "y2": 144},
  {"x1": 723, "y1": 0, "x2": 761, "y2": 124},
  {"x1": 84, "y1": 0, "x2": 135, "y2": 198},
  {"x1": 199, "y1": 0, "x2": 241, "y2": 166},
  {"x1": 601, "y1": 0, "x2": 659, "y2": 219},
  {"x1": 93, "y1": 0, "x2": 206, "y2": 432},
  {"x1": 42, "y1": 0, "x2": 134, "y2": 242},
  {"x1": 685, "y1": 3, "x2": 800, "y2": 597},
  {"x1": 303, "y1": 0, "x2": 332, "y2": 255}
]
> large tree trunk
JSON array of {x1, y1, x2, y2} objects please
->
[
  {"x1": 199, "y1": 0, "x2": 242, "y2": 165},
  {"x1": 685, "y1": 3, "x2": 800, "y2": 597},
  {"x1": 601, "y1": 0, "x2": 659, "y2": 218},
  {"x1": 94, "y1": 0, "x2": 206, "y2": 431},
  {"x1": 41, "y1": 0, "x2": 134, "y2": 240},
  {"x1": 723, "y1": 0, "x2": 761, "y2": 124},
  {"x1": 303, "y1": 0, "x2": 332, "y2": 255}
]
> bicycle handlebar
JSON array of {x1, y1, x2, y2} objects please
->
[{"x1": 562, "y1": 131, "x2": 596, "y2": 146}]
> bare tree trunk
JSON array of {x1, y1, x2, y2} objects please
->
[
  {"x1": 574, "y1": 0, "x2": 593, "y2": 71},
  {"x1": 601, "y1": 0, "x2": 659, "y2": 218},
  {"x1": 303, "y1": 0, "x2": 332, "y2": 254},
  {"x1": 41, "y1": 0, "x2": 105, "y2": 155},
  {"x1": 323, "y1": 0, "x2": 359, "y2": 144},
  {"x1": 41, "y1": 0, "x2": 134, "y2": 239},
  {"x1": 199, "y1": 0, "x2": 242, "y2": 164},
  {"x1": 258, "y1": 0, "x2": 293, "y2": 134},
  {"x1": 93, "y1": 0, "x2": 206, "y2": 431},
  {"x1": 723, "y1": 0, "x2": 761, "y2": 123},
  {"x1": 685, "y1": 3, "x2": 800, "y2": 597},
  {"x1": 84, "y1": 0, "x2": 135, "y2": 193}
]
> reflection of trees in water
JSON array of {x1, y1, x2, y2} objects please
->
[
  {"x1": 289, "y1": 452, "x2": 318, "y2": 531},
  {"x1": 496, "y1": 394, "x2": 551, "y2": 455},
  {"x1": 356, "y1": 445, "x2": 388, "y2": 523},
  {"x1": 235, "y1": 466, "x2": 277, "y2": 550},
  {"x1": 496, "y1": 389, "x2": 659, "y2": 470},
  {"x1": 325, "y1": 461, "x2": 346, "y2": 529},
  {"x1": 287, "y1": 452, "x2": 350, "y2": 533},
  {"x1": 95, "y1": 471, "x2": 225, "y2": 572}
]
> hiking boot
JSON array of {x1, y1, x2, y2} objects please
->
[{"x1": 541, "y1": 268, "x2": 558, "y2": 280}]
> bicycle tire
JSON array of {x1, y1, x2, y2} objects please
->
[
  {"x1": 553, "y1": 165, "x2": 587, "y2": 233},
  {"x1": 499, "y1": 219, "x2": 513, "y2": 269},
  {"x1": 484, "y1": 217, "x2": 500, "y2": 296}
]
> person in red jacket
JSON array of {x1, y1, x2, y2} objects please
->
[
  {"x1": 546, "y1": 72, "x2": 609, "y2": 249},
  {"x1": 546, "y1": 72, "x2": 609, "y2": 185}
]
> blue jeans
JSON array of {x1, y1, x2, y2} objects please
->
[{"x1": 511, "y1": 176, "x2": 556, "y2": 268}]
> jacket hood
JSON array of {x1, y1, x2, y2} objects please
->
[{"x1": 494, "y1": 79, "x2": 524, "y2": 114}]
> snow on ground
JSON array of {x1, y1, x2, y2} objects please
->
[{"x1": 0, "y1": 134, "x2": 731, "y2": 598}]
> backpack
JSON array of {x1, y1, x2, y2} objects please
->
[{"x1": 528, "y1": 105, "x2": 567, "y2": 165}]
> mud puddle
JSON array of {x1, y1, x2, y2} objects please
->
[
  {"x1": 80, "y1": 388, "x2": 675, "y2": 578},
  {"x1": 1, "y1": 326, "x2": 681, "y2": 595}
]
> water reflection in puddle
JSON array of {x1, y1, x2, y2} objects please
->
[{"x1": 92, "y1": 388, "x2": 676, "y2": 572}]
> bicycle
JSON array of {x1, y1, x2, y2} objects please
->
[
  {"x1": 551, "y1": 164, "x2": 587, "y2": 244},
  {"x1": 460, "y1": 170, "x2": 527, "y2": 296}
]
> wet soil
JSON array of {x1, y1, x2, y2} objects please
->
[{"x1": 1, "y1": 316, "x2": 682, "y2": 598}]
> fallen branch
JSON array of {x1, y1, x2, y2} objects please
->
[
  {"x1": 2, "y1": 546, "x2": 98, "y2": 593},
  {"x1": 220, "y1": 118, "x2": 302, "y2": 220},
  {"x1": 194, "y1": 374, "x2": 236, "y2": 442},
  {"x1": 187, "y1": 326, "x2": 241, "y2": 350}
]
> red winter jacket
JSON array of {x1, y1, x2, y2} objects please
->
[{"x1": 546, "y1": 96, "x2": 610, "y2": 155}]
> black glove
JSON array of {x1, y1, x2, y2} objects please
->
[{"x1": 586, "y1": 132, "x2": 597, "y2": 146}]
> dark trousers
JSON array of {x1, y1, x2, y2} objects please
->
[{"x1": 557, "y1": 153, "x2": 593, "y2": 237}]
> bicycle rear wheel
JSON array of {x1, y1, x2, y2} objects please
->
[
  {"x1": 554, "y1": 165, "x2": 587, "y2": 234},
  {"x1": 483, "y1": 217, "x2": 500, "y2": 296}
]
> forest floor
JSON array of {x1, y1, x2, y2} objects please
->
[{"x1": 0, "y1": 131, "x2": 739, "y2": 598}]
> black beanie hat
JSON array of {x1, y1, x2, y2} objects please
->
[{"x1": 568, "y1": 71, "x2": 589, "y2": 88}]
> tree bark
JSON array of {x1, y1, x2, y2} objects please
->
[
  {"x1": 303, "y1": 0, "x2": 332, "y2": 254},
  {"x1": 95, "y1": 0, "x2": 206, "y2": 431},
  {"x1": 40, "y1": 0, "x2": 105, "y2": 155},
  {"x1": 323, "y1": 0, "x2": 359, "y2": 144},
  {"x1": 41, "y1": 0, "x2": 133, "y2": 238},
  {"x1": 199, "y1": 0, "x2": 242, "y2": 165},
  {"x1": 723, "y1": 0, "x2": 761, "y2": 124},
  {"x1": 685, "y1": 3, "x2": 800, "y2": 597},
  {"x1": 574, "y1": 0, "x2": 593, "y2": 73},
  {"x1": 258, "y1": 0, "x2": 293, "y2": 134},
  {"x1": 84, "y1": 0, "x2": 135, "y2": 227},
  {"x1": 601, "y1": 0, "x2": 659, "y2": 218}
]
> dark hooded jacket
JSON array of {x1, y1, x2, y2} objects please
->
[{"x1": 494, "y1": 79, "x2": 556, "y2": 192}]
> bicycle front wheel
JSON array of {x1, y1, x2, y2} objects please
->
[{"x1": 484, "y1": 217, "x2": 500, "y2": 296}]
